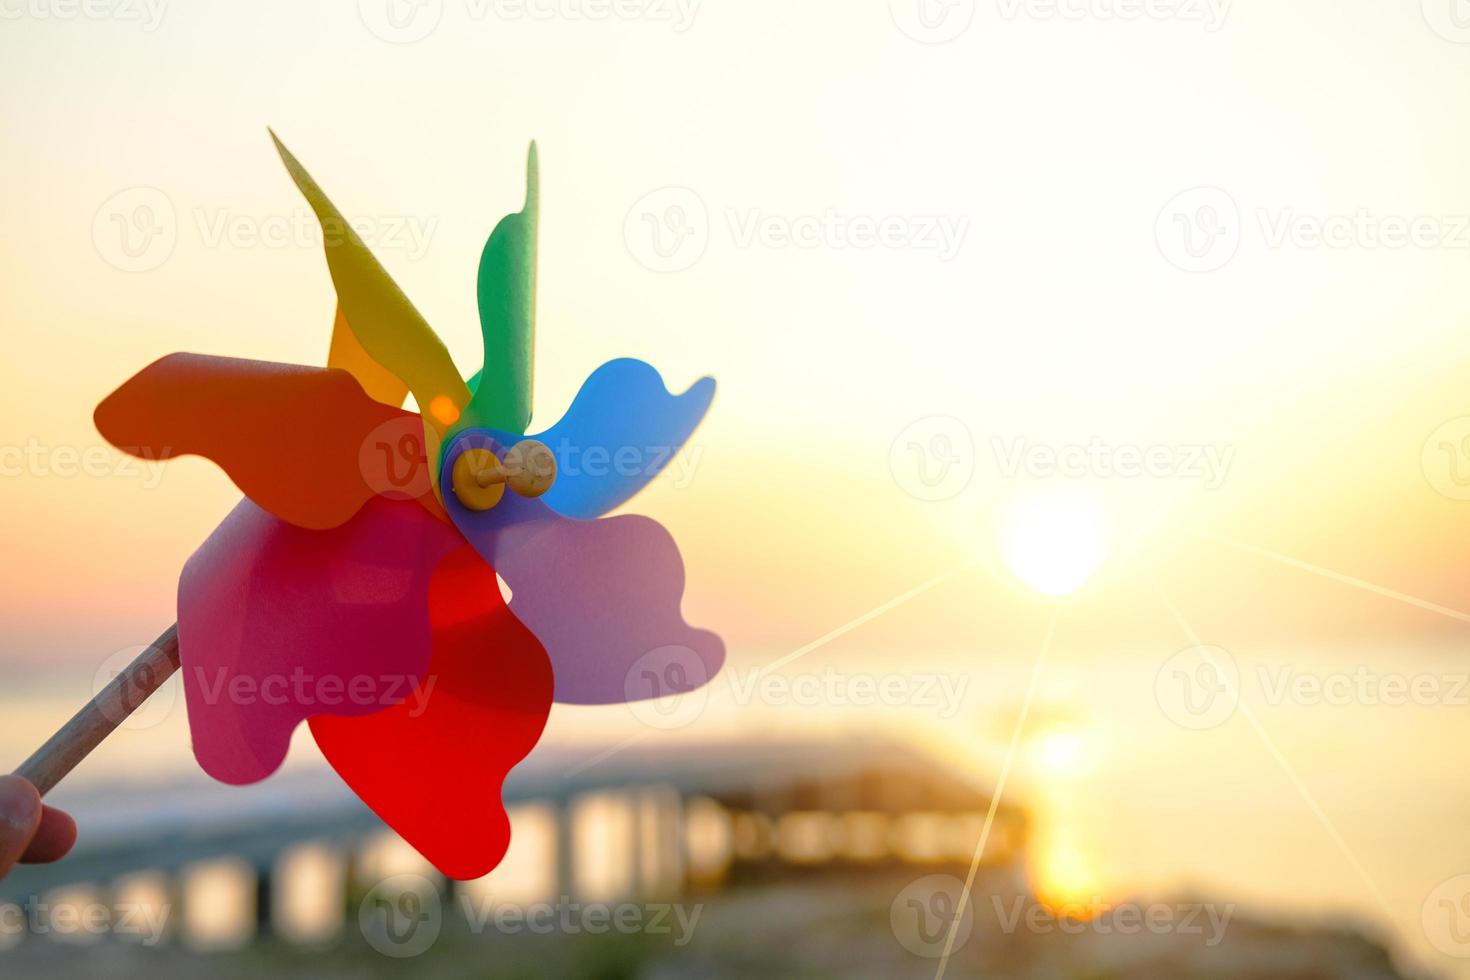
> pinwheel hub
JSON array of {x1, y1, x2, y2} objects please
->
[{"x1": 450, "y1": 438, "x2": 557, "y2": 512}]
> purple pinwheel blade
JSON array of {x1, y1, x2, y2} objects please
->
[{"x1": 441, "y1": 432, "x2": 724, "y2": 705}]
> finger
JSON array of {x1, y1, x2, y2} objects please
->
[
  {"x1": 20, "y1": 806, "x2": 77, "y2": 865},
  {"x1": 0, "y1": 775, "x2": 43, "y2": 879}
]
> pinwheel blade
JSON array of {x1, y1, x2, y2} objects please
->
[
  {"x1": 271, "y1": 130, "x2": 469, "y2": 435},
  {"x1": 328, "y1": 305, "x2": 409, "y2": 408},
  {"x1": 178, "y1": 497, "x2": 465, "y2": 785},
  {"x1": 439, "y1": 432, "x2": 725, "y2": 705},
  {"x1": 96, "y1": 353, "x2": 440, "y2": 530},
  {"x1": 464, "y1": 142, "x2": 539, "y2": 435},
  {"x1": 531, "y1": 358, "x2": 715, "y2": 519},
  {"x1": 310, "y1": 545, "x2": 553, "y2": 880}
]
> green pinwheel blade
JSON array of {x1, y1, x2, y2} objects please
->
[{"x1": 467, "y1": 142, "x2": 539, "y2": 434}]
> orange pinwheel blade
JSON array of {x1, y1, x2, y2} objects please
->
[
  {"x1": 328, "y1": 305, "x2": 409, "y2": 409},
  {"x1": 95, "y1": 353, "x2": 440, "y2": 530}
]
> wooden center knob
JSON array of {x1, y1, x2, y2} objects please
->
[{"x1": 450, "y1": 448, "x2": 506, "y2": 512}]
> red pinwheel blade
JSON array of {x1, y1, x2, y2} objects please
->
[{"x1": 310, "y1": 546, "x2": 554, "y2": 880}]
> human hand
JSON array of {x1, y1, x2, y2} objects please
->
[{"x1": 0, "y1": 775, "x2": 76, "y2": 881}]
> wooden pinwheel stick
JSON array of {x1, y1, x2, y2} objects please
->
[{"x1": 13, "y1": 625, "x2": 180, "y2": 797}]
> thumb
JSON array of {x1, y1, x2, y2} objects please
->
[{"x1": 0, "y1": 775, "x2": 42, "y2": 880}]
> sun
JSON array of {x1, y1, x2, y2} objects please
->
[
  {"x1": 1000, "y1": 490, "x2": 1111, "y2": 596},
  {"x1": 1031, "y1": 727, "x2": 1093, "y2": 779}
]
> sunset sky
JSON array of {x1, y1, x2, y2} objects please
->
[
  {"x1": 3, "y1": 1, "x2": 1470, "y2": 664},
  {"x1": 6, "y1": 2, "x2": 1470, "y2": 974}
]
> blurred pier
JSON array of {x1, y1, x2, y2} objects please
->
[{"x1": 0, "y1": 738, "x2": 1025, "y2": 950}]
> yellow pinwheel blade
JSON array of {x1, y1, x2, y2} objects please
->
[{"x1": 271, "y1": 130, "x2": 468, "y2": 436}]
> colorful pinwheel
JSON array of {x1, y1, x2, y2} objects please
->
[{"x1": 91, "y1": 134, "x2": 724, "y2": 880}]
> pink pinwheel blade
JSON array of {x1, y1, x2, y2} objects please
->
[{"x1": 178, "y1": 496, "x2": 463, "y2": 784}]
